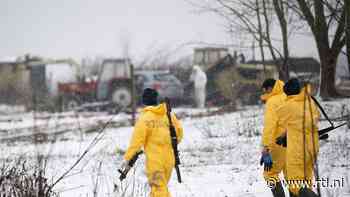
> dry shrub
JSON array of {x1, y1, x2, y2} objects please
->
[{"x1": 0, "y1": 159, "x2": 57, "y2": 197}]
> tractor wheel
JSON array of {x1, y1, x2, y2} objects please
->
[{"x1": 110, "y1": 87, "x2": 132, "y2": 108}]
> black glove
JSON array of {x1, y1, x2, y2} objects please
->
[
  {"x1": 319, "y1": 134, "x2": 329, "y2": 140},
  {"x1": 276, "y1": 131, "x2": 329, "y2": 147},
  {"x1": 276, "y1": 135, "x2": 287, "y2": 147}
]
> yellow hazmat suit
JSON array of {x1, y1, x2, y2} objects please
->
[
  {"x1": 124, "y1": 103, "x2": 183, "y2": 197},
  {"x1": 276, "y1": 87, "x2": 320, "y2": 195},
  {"x1": 261, "y1": 80, "x2": 287, "y2": 184}
]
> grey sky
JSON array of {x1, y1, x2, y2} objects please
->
[{"x1": 0, "y1": 0, "x2": 318, "y2": 62}]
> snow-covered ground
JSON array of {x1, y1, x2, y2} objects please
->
[{"x1": 0, "y1": 100, "x2": 349, "y2": 197}]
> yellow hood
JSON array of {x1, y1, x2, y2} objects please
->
[
  {"x1": 287, "y1": 84, "x2": 312, "y2": 102},
  {"x1": 142, "y1": 103, "x2": 167, "y2": 115},
  {"x1": 260, "y1": 80, "x2": 285, "y2": 101}
]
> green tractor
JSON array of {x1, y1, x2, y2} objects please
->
[{"x1": 193, "y1": 47, "x2": 278, "y2": 106}]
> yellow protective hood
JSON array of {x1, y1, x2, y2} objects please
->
[
  {"x1": 142, "y1": 103, "x2": 167, "y2": 115},
  {"x1": 287, "y1": 84, "x2": 312, "y2": 102},
  {"x1": 260, "y1": 80, "x2": 285, "y2": 101}
]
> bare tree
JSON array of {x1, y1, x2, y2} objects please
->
[
  {"x1": 189, "y1": 0, "x2": 294, "y2": 80},
  {"x1": 346, "y1": 0, "x2": 350, "y2": 74},
  {"x1": 272, "y1": 0, "x2": 290, "y2": 80},
  {"x1": 193, "y1": 0, "x2": 348, "y2": 97},
  {"x1": 136, "y1": 43, "x2": 187, "y2": 70},
  {"x1": 292, "y1": 0, "x2": 346, "y2": 98},
  {"x1": 256, "y1": 0, "x2": 267, "y2": 73}
]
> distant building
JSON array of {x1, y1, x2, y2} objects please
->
[
  {"x1": 336, "y1": 53, "x2": 349, "y2": 78},
  {"x1": 0, "y1": 61, "x2": 31, "y2": 105},
  {"x1": 247, "y1": 57, "x2": 323, "y2": 95},
  {"x1": 336, "y1": 53, "x2": 350, "y2": 93},
  {"x1": 0, "y1": 56, "x2": 77, "y2": 109},
  {"x1": 247, "y1": 57, "x2": 321, "y2": 76}
]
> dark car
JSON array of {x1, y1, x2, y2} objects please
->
[{"x1": 135, "y1": 71, "x2": 184, "y2": 102}]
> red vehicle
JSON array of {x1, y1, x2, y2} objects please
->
[{"x1": 58, "y1": 59, "x2": 134, "y2": 111}]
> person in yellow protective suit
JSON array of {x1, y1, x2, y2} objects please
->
[
  {"x1": 260, "y1": 79, "x2": 287, "y2": 197},
  {"x1": 121, "y1": 88, "x2": 183, "y2": 197},
  {"x1": 276, "y1": 79, "x2": 320, "y2": 197}
]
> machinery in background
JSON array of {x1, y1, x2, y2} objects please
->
[
  {"x1": 0, "y1": 56, "x2": 135, "y2": 112},
  {"x1": 57, "y1": 58, "x2": 134, "y2": 112},
  {"x1": 191, "y1": 47, "x2": 278, "y2": 106}
]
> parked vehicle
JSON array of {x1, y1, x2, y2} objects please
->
[
  {"x1": 58, "y1": 58, "x2": 134, "y2": 111},
  {"x1": 134, "y1": 71, "x2": 184, "y2": 103}
]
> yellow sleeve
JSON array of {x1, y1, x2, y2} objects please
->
[
  {"x1": 262, "y1": 100, "x2": 278, "y2": 148},
  {"x1": 123, "y1": 116, "x2": 148, "y2": 161},
  {"x1": 276, "y1": 104, "x2": 290, "y2": 133},
  {"x1": 172, "y1": 113, "x2": 183, "y2": 143}
]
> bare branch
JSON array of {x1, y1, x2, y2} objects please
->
[{"x1": 48, "y1": 114, "x2": 116, "y2": 191}]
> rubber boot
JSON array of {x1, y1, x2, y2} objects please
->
[
  {"x1": 299, "y1": 187, "x2": 319, "y2": 197},
  {"x1": 289, "y1": 191, "x2": 298, "y2": 197},
  {"x1": 271, "y1": 181, "x2": 286, "y2": 197}
]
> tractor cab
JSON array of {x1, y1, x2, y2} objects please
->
[
  {"x1": 58, "y1": 58, "x2": 133, "y2": 111},
  {"x1": 96, "y1": 59, "x2": 133, "y2": 106}
]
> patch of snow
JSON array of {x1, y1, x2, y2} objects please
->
[{"x1": 0, "y1": 99, "x2": 349, "y2": 197}]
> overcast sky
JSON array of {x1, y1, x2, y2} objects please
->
[{"x1": 0, "y1": 0, "x2": 319, "y2": 62}]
